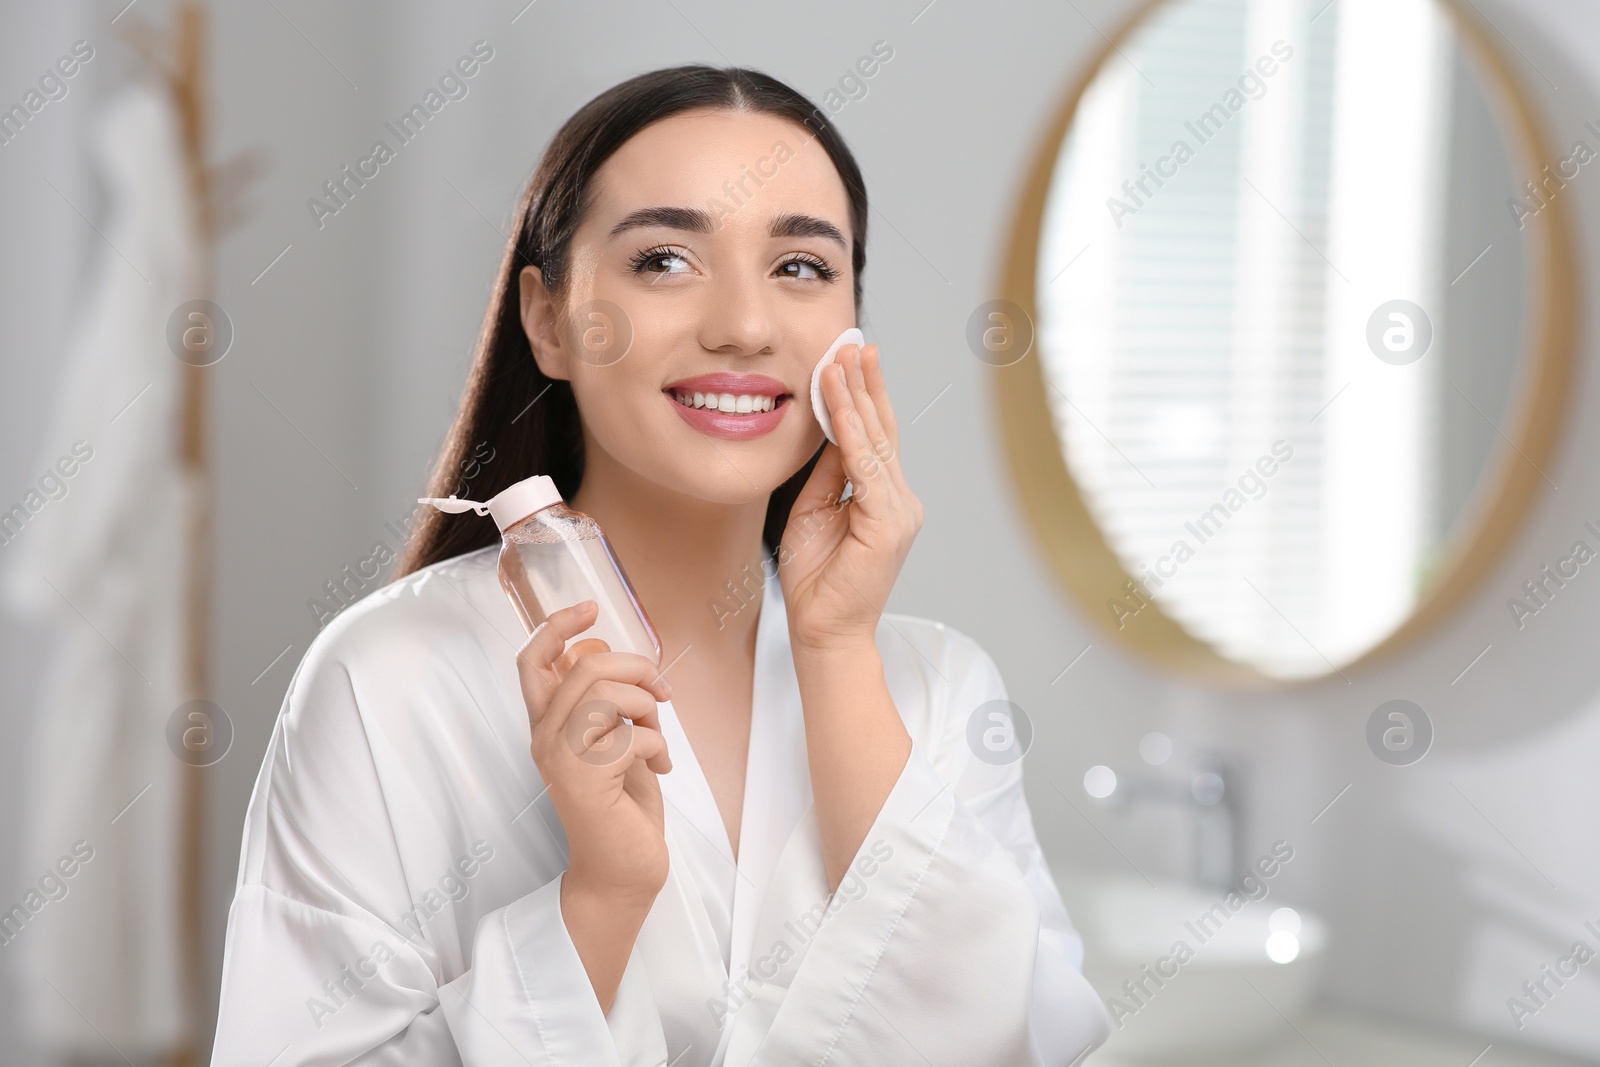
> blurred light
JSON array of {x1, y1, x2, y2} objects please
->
[
  {"x1": 1191, "y1": 770, "x2": 1225, "y2": 805},
  {"x1": 1138, "y1": 731, "x2": 1173, "y2": 765},
  {"x1": 1265, "y1": 931, "x2": 1300, "y2": 964},
  {"x1": 1268, "y1": 907, "x2": 1302, "y2": 935},
  {"x1": 1148, "y1": 402, "x2": 1226, "y2": 459},
  {"x1": 1083, "y1": 765, "x2": 1118, "y2": 799}
]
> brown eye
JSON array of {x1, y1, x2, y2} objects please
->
[
  {"x1": 777, "y1": 255, "x2": 838, "y2": 282},
  {"x1": 628, "y1": 245, "x2": 692, "y2": 275}
]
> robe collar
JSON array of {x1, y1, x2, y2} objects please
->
[{"x1": 642, "y1": 565, "x2": 830, "y2": 1058}]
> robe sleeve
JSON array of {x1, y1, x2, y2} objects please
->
[
  {"x1": 210, "y1": 631, "x2": 667, "y2": 1067},
  {"x1": 747, "y1": 627, "x2": 1111, "y2": 1067}
]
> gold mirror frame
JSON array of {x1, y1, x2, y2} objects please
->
[{"x1": 995, "y1": 0, "x2": 1579, "y2": 687}]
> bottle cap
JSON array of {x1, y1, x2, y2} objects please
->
[
  {"x1": 419, "y1": 474, "x2": 563, "y2": 531},
  {"x1": 810, "y1": 327, "x2": 866, "y2": 446}
]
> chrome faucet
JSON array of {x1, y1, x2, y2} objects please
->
[{"x1": 1083, "y1": 755, "x2": 1242, "y2": 891}]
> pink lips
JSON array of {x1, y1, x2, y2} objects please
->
[{"x1": 663, "y1": 372, "x2": 792, "y2": 441}]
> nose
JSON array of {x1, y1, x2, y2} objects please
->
[{"x1": 697, "y1": 260, "x2": 779, "y2": 359}]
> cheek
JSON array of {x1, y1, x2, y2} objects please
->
[
  {"x1": 570, "y1": 366, "x2": 658, "y2": 452},
  {"x1": 559, "y1": 299, "x2": 661, "y2": 450}
]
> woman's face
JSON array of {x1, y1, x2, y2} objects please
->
[{"x1": 520, "y1": 107, "x2": 856, "y2": 505}]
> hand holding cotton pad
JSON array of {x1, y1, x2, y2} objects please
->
[{"x1": 810, "y1": 327, "x2": 866, "y2": 445}]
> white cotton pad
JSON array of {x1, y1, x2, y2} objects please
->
[{"x1": 809, "y1": 327, "x2": 866, "y2": 445}]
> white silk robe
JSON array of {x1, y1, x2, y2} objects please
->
[{"x1": 211, "y1": 545, "x2": 1111, "y2": 1065}]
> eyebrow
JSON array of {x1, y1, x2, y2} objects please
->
[{"x1": 607, "y1": 206, "x2": 848, "y2": 251}]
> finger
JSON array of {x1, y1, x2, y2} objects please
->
[
  {"x1": 517, "y1": 600, "x2": 600, "y2": 721},
  {"x1": 780, "y1": 454, "x2": 857, "y2": 550},
  {"x1": 823, "y1": 363, "x2": 888, "y2": 508},
  {"x1": 860, "y1": 344, "x2": 900, "y2": 457},
  {"x1": 838, "y1": 347, "x2": 909, "y2": 499},
  {"x1": 566, "y1": 699, "x2": 629, "y2": 765},
  {"x1": 583, "y1": 678, "x2": 666, "y2": 737},
  {"x1": 626, "y1": 721, "x2": 672, "y2": 775},
  {"x1": 555, "y1": 636, "x2": 611, "y2": 677},
  {"x1": 567, "y1": 707, "x2": 673, "y2": 775},
  {"x1": 782, "y1": 443, "x2": 857, "y2": 559},
  {"x1": 565, "y1": 702, "x2": 636, "y2": 768},
  {"x1": 545, "y1": 650, "x2": 673, "y2": 739},
  {"x1": 841, "y1": 345, "x2": 892, "y2": 463},
  {"x1": 789, "y1": 432, "x2": 849, "y2": 518}
]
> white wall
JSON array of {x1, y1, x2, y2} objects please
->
[{"x1": 2, "y1": 0, "x2": 1597, "y2": 1060}]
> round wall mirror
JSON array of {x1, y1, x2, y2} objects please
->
[{"x1": 996, "y1": 0, "x2": 1576, "y2": 684}]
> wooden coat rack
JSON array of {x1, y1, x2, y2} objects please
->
[{"x1": 121, "y1": 4, "x2": 258, "y2": 1061}]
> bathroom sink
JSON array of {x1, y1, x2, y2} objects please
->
[{"x1": 1052, "y1": 870, "x2": 1328, "y2": 1061}]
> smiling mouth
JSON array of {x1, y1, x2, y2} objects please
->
[{"x1": 666, "y1": 389, "x2": 790, "y2": 415}]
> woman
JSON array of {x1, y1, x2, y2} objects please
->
[{"x1": 212, "y1": 64, "x2": 1110, "y2": 1066}]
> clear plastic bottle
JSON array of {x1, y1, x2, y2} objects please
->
[{"x1": 419, "y1": 475, "x2": 661, "y2": 665}]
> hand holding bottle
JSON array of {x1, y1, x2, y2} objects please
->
[
  {"x1": 516, "y1": 598, "x2": 673, "y2": 1014},
  {"x1": 422, "y1": 477, "x2": 667, "y2": 1012},
  {"x1": 516, "y1": 598, "x2": 673, "y2": 904}
]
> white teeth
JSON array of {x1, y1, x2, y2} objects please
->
[{"x1": 671, "y1": 390, "x2": 779, "y2": 414}]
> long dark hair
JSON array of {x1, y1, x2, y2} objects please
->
[{"x1": 394, "y1": 65, "x2": 869, "y2": 580}]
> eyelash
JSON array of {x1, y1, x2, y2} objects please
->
[
  {"x1": 626, "y1": 245, "x2": 839, "y2": 282},
  {"x1": 781, "y1": 253, "x2": 839, "y2": 282}
]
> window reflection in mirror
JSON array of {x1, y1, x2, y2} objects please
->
[{"x1": 1033, "y1": 0, "x2": 1555, "y2": 679}]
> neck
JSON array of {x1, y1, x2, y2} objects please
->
[{"x1": 569, "y1": 441, "x2": 769, "y2": 663}]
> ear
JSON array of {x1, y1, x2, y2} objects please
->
[{"x1": 519, "y1": 265, "x2": 570, "y2": 381}]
